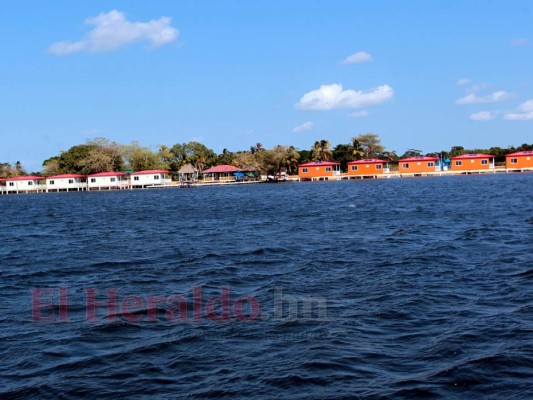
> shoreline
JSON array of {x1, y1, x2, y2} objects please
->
[{"x1": 1, "y1": 168, "x2": 532, "y2": 196}]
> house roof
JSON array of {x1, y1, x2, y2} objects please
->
[
  {"x1": 178, "y1": 163, "x2": 198, "y2": 174},
  {"x1": 131, "y1": 170, "x2": 169, "y2": 175},
  {"x1": 47, "y1": 174, "x2": 86, "y2": 179},
  {"x1": 399, "y1": 156, "x2": 439, "y2": 162},
  {"x1": 506, "y1": 151, "x2": 533, "y2": 157},
  {"x1": 298, "y1": 161, "x2": 340, "y2": 167},
  {"x1": 451, "y1": 153, "x2": 494, "y2": 160},
  {"x1": 348, "y1": 159, "x2": 386, "y2": 164},
  {"x1": 5, "y1": 175, "x2": 45, "y2": 181},
  {"x1": 88, "y1": 171, "x2": 126, "y2": 177},
  {"x1": 203, "y1": 165, "x2": 242, "y2": 173}
]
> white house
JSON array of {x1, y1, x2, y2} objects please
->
[
  {"x1": 131, "y1": 170, "x2": 171, "y2": 188},
  {"x1": 46, "y1": 174, "x2": 87, "y2": 192},
  {"x1": 2, "y1": 176, "x2": 47, "y2": 193},
  {"x1": 88, "y1": 172, "x2": 130, "y2": 190}
]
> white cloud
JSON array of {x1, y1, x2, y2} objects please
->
[
  {"x1": 292, "y1": 121, "x2": 314, "y2": 133},
  {"x1": 349, "y1": 110, "x2": 369, "y2": 118},
  {"x1": 470, "y1": 111, "x2": 497, "y2": 121},
  {"x1": 342, "y1": 51, "x2": 373, "y2": 64},
  {"x1": 296, "y1": 83, "x2": 393, "y2": 111},
  {"x1": 457, "y1": 78, "x2": 471, "y2": 86},
  {"x1": 504, "y1": 99, "x2": 533, "y2": 120},
  {"x1": 455, "y1": 90, "x2": 515, "y2": 105},
  {"x1": 48, "y1": 10, "x2": 179, "y2": 55}
]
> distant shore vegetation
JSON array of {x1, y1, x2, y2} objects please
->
[{"x1": 1, "y1": 135, "x2": 532, "y2": 178}]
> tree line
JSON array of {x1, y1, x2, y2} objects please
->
[{"x1": 1, "y1": 134, "x2": 532, "y2": 178}]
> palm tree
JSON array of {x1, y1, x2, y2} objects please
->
[
  {"x1": 382, "y1": 150, "x2": 398, "y2": 162},
  {"x1": 312, "y1": 140, "x2": 332, "y2": 161},
  {"x1": 285, "y1": 146, "x2": 300, "y2": 174},
  {"x1": 351, "y1": 140, "x2": 365, "y2": 160}
]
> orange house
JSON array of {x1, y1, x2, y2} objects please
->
[
  {"x1": 506, "y1": 151, "x2": 533, "y2": 169},
  {"x1": 347, "y1": 159, "x2": 388, "y2": 176},
  {"x1": 298, "y1": 161, "x2": 341, "y2": 180},
  {"x1": 451, "y1": 154, "x2": 494, "y2": 171},
  {"x1": 398, "y1": 156, "x2": 440, "y2": 174}
]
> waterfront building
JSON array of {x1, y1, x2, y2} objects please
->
[
  {"x1": 398, "y1": 156, "x2": 441, "y2": 174},
  {"x1": 46, "y1": 174, "x2": 87, "y2": 192},
  {"x1": 347, "y1": 159, "x2": 389, "y2": 177},
  {"x1": 88, "y1": 172, "x2": 130, "y2": 190},
  {"x1": 2, "y1": 176, "x2": 46, "y2": 193},
  {"x1": 131, "y1": 170, "x2": 171, "y2": 188},
  {"x1": 202, "y1": 165, "x2": 243, "y2": 182},
  {"x1": 506, "y1": 151, "x2": 533, "y2": 170},
  {"x1": 450, "y1": 154, "x2": 495, "y2": 172},
  {"x1": 298, "y1": 161, "x2": 341, "y2": 180}
]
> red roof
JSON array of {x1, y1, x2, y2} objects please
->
[
  {"x1": 88, "y1": 171, "x2": 126, "y2": 177},
  {"x1": 47, "y1": 174, "x2": 86, "y2": 179},
  {"x1": 5, "y1": 175, "x2": 45, "y2": 181},
  {"x1": 347, "y1": 159, "x2": 386, "y2": 165},
  {"x1": 203, "y1": 165, "x2": 242, "y2": 173},
  {"x1": 451, "y1": 153, "x2": 494, "y2": 160},
  {"x1": 399, "y1": 156, "x2": 439, "y2": 162},
  {"x1": 298, "y1": 161, "x2": 340, "y2": 167},
  {"x1": 506, "y1": 151, "x2": 533, "y2": 157},
  {"x1": 131, "y1": 170, "x2": 169, "y2": 175}
]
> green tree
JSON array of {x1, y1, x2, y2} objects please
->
[
  {"x1": 449, "y1": 146, "x2": 465, "y2": 157},
  {"x1": 42, "y1": 157, "x2": 61, "y2": 176},
  {"x1": 297, "y1": 150, "x2": 311, "y2": 164},
  {"x1": 169, "y1": 142, "x2": 217, "y2": 172},
  {"x1": 352, "y1": 133, "x2": 384, "y2": 158},
  {"x1": 401, "y1": 149, "x2": 422, "y2": 158},
  {"x1": 217, "y1": 148, "x2": 235, "y2": 165},
  {"x1": 311, "y1": 140, "x2": 332, "y2": 161},
  {"x1": 121, "y1": 141, "x2": 167, "y2": 171},
  {"x1": 14, "y1": 161, "x2": 26, "y2": 176},
  {"x1": 351, "y1": 139, "x2": 365, "y2": 160},
  {"x1": 332, "y1": 144, "x2": 355, "y2": 172}
]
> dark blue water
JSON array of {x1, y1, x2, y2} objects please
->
[{"x1": 1, "y1": 174, "x2": 532, "y2": 399}]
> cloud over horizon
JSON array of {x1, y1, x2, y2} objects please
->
[
  {"x1": 48, "y1": 10, "x2": 179, "y2": 55},
  {"x1": 455, "y1": 90, "x2": 515, "y2": 105},
  {"x1": 292, "y1": 121, "x2": 314, "y2": 133},
  {"x1": 296, "y1": 84, "x2": 393, "y2": 111},
  {"x1": 341, "y1": 51, "x2": 373, "y2": 64},
  {"x1": 504, "y1": 100, "x2": 533, "y2": 120},
  {"x1": 470, "y1": 111, "x2": 497, "y2": 121}
]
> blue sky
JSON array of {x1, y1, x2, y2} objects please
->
[{"x1": 1, "y1": 1, "x2": 532, "y2": 171}]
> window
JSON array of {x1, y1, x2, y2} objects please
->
[
  {"x1": 49, "y1": 180, "x2": 55, "y2": 185},
  {"x1": 110, "y1": 177, "x2": 116, "y2": 182},
  {"x1": 481, "y1": 159, "x2": 488, "y2": 165},
  {"x1": 302, "y1": 168, "x2": 308, "y2": 173},
  {"x1": 91, "y1": 178, "x2": 96, "y2": 183},
  {"x1": 154, "y1": 175, "x2": 160, "y2": 180},
  {"x1": 134, "y1": 176, "x2": 139, "y2": 181},
  {"x1": 510, "y1": 158, "x2": 518, "y2": 164},
  {"x1": 325, "y1": 167, "x2": 332, "y2": 172},
  {"x1": 428, "y1": 162, "x2": 434, "y2": 167},
  {"x1": 28, "y1": 181, "x2": 33, "y2": 186},
  {"x1": 376, "y1": 164, "x2": 382, "y2": 170},
  {"x1": 351, "y1": 165, "x2": 358, "y2": 171},
  {"x1": 455, "y1": 161, "x2": 463, "y2": 166},
  {"x1": 9, "y1": 182, "x2": 14, "y2": 187},
  {"x1": 68, "y1": 179, "x2": 74, "y2": 184},
  {"x1": 402, "y1": 163, "x2": 409, "y2": 169}
]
